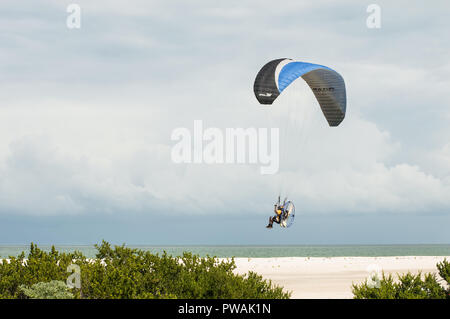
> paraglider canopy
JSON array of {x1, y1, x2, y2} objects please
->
[{"x1": 254, "y1": 58, "x2": 346, "y2": 126}]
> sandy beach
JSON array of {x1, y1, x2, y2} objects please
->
[{"x1": 232, "y1": 256, "x2": 449, "y2": 299}]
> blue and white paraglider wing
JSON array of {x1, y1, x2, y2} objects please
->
[{"x1": 253, "y1": 58, "x2": 346, "y2": 126}]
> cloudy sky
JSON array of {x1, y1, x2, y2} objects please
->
[{"x1": 0, "y1": 1, "x2": 449, "y2": 245}]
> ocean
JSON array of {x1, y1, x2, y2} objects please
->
[{"x1": 1, "y1": 244, "x2": 450, "y2": 259}]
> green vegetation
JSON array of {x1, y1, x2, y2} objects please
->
[
  {"x1": 20, "y1": 280, "x2": 74, "y2": 299},
  {"x1": 352, "y1": 259, "x2": 450, "y2": 299},
  {"x1": 0, "y1": 241, "x2": 291, "y2": 299}
]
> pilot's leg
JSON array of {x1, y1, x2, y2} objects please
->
[
  {"x1": 266, "y1": 216, "x2": 274, "y2": 228},
  {"x1": 273, "y1": 215, "x2": 280, "y2": 224}
]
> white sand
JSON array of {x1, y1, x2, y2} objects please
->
[{"x1": 231, "y1": 256, "x2": 449, "y2": 299}]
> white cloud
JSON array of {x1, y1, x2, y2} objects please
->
[
  {"x1": 0, "y1": 0, "x2": 449, "y2": 218},
  {"x1": 0, "y1": 89, "x2": 449, "y2": 217}
]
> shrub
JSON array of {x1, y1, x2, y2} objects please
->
[
  {"x1": 20, "y1": 280, "x2": 74, "y2": 299},
  {"x1": 0, "y1": 241, "x2": 291, "y2": 299},
  {"x1": 352, "y1": 259, "x2": 450, "y2": 299},
  {"x1": 0, "y1": 243, "x2": 86, "y2": 299}
]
